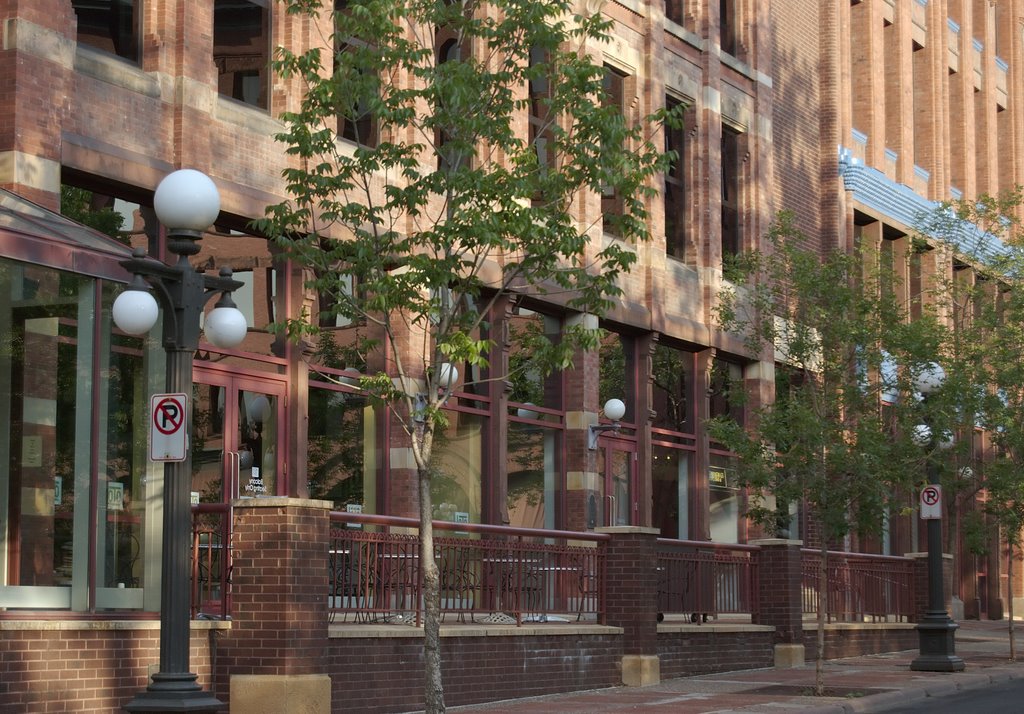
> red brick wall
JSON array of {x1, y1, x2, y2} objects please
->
[
  {"x1": 602, "y1": 528, "x2": 659, "y2": 655},
  {"x1": 326, "y1": 633, "x2": 622, "y2": 713},
  {"x1": 0, "y1": 625, "x2": 219, "y2": 713},
  {"x1": 223, "y1": 500, "x2": 329, "y2": 676},
  {"x1": 753, "y1": 541, "x2": 804, "y2": 644},
  {"x1": 769, "y1": 0, "x2": 825, "y2": 252},
  {"x1": 658, "y1": 630, "x2": 774, "y2": 678},
  {"x1": 803, "y1": 627, "x2": 918, "y2": 661}
]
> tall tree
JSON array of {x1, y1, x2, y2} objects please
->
[
  {"x1": 257, "y1": 1, "x2": 674, "y2": 711},
  {"x1": 708, "y1": 213, "x2": 944, "y2": 694},
  {"x1": 921, "y1": 189, "x2": 1024, "y2": 657}
]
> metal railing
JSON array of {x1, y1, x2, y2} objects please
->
[
  {"x1": 329, "y1": 512, "x2": 609, "y2": 625},
  {"x1": 800, "y1": 549, "x2": 916, "y2": 622},
  {"x1": 656, "y1": 539, "x2": 760, "y2": 620},
  {"x1": 190, "y1": 503, "x2": 231, "y2": 619}
]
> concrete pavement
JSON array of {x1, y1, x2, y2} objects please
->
[{"x1": 449, "y1": 620, "x2": 1024, "y2": 713}]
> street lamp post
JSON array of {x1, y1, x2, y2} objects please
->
[
  {"x1": 909, "y1": 363, "x2": 965, "y2": 673},
  {"x1": 115, "y1": 170, "x2": 248, "y2": 712}
]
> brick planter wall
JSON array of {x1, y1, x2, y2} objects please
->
[
  {"x1": 0, "y1": 621, "x2": 225, "y2": 713},
  {"x1": 657, "y1": 627, "x2": 775, "y2": 678},
  {"x1": 327, "y1": 629, "x2": 623, "y2": 714},
  {"x1": 802, "y1": 624, "x2": 919, "y2": 660}
]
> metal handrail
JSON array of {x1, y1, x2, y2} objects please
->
[
  {"x1": 656, "y1": 539, "x2": 761, "y2": 620},
  {"x1": 328, "y1": 512, "x2": 608, "y2": 625}
]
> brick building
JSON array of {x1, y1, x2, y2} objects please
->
[{"x1": 0, "y1": 0, "x2": 1019, "y2": 711}]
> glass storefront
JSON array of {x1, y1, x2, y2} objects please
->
[
  {"x1": 307, "y1": 382, "x2": 379, "y2": 513},
  {"x1": 506, "y1": 420, "x2": 561, "y2": 530},
  {"x1": 0, "y1": 257, "x2": 162, "y2": 611},
  {"x1": 431, "y1": 411, "x2": 485, "y2": 525}
]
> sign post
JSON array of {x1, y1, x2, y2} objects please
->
[{"x1": 150, "y1": 393, "x2": 188, "y2": 462}]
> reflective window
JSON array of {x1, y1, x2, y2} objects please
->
[
  {"x1": 508, "y1": 308, "x2": 562, "y2": 412},
  {"x1": 721, "y1": 124, "x2": 743, "y2": 260},
  {"x1": 529, "y1": 46, "x2": 553, "y2": 184},
  {"x1": 0, "y1": 258, "x2": 160, "y2": 611},
  {"x1": 652, "y1": 445, "x2": 689, "y2": 539},
  {"x1": 709, "y1": 453, "x2": 740, "y2": 543},
  {"x1": 307, "y1": 382, "x2": 379, "y2": 513},
  {"x1": 665, "y1": 97, "x2": 687, "y2": 262},
  {"x1": 214, "y1": 0, "x2": 270, "y2": 109},
  {"x1": 336, "y1": 42, "x2": 379, "y2": 148},
  {"x1": 71, "y1": 0, "x2": 140, "y2": 62},
  {"x1": 599, "y1": 331, "x2": 636, "y2": 424},
  {"x1": 602, "y1": 65, "x2": 627, "y2": 235},
  {"x1": 652, "y1": 343, "x2": 694, "y2": 434},
  {"x1": 506, "y1": 420, "x2": 561, "y2": 531},
  {"x1": 432, "y1": 411, "x2": 485, "y2": 525}
]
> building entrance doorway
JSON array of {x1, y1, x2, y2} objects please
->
[{"x1": 191, "y1": 367, "x2": 286, "y2": 505}]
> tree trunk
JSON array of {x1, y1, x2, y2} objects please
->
[
  {"x1": 420, "y1": 466, "x2": 445, "y2": 713},
  {"x1": 1009, "y1": 544, "x2": 1016, "y2": 662},
  {"x1": 816, "y1": 543, "x2": 827, "y2": 696}
]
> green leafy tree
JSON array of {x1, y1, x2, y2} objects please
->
[
  {"x1": 708, "y1": 213, "x2": 944, "y2": 694},
  {"x1": 257, "y1": 1, "x2": 674, "y2": 710},
  {"x1": 922, "y1": 188, "x2": 1024, "y2": 658},
  {"x1": 59, "y1": 185, "x2": 127, "y2": 243}
]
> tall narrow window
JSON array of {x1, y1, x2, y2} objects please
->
[
  {"x1": 336, "y1": 44, "x2": 378, "y2": 147},
  {"x1": 721, "y1": 124, "x2": 742, "y2": 260},
  {"x1": 720, "y1": 0, "x2": 738, "y2": 57},
  {"x1": 665, "y1": 97, "x2": 687, "y2": 261},
  {"x1": 214, "y1": 0, "x2": 270, "y2": 110},
  {"x1": 602, "y1": 65, "x2": 627, "y2": 235},
  {"x1": 71, "y1": 0, "x2": 140, "y2": 62},
  {"x1": 529, "y1": 46, "x2": 554, "y2": 183},
  {"x1": 435, "y1": 32, "x2": 468, "y2": 172},
  {"x1": 665, "y1": 0, "x2": 684, "y2": 27}
]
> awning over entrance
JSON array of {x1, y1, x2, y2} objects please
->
[{"x1": 0, "y1": 188, "x2": 133, "y2": 282}]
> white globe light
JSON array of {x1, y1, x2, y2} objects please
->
[
  {"x1": 111, "y1": 289, "x2": 159, "y2": 335},
  {"x1": 153, "y1": 169, "x2": 221, "y2": 231},
  {"x1": 204, "y1": 306, "x2": 248, "y2": 348},
  {"x1": 911, "y1": 423, "x2": 932, "y2": 447},
  {"x1": 603, "y1": 398, "x2": 626, "y2": 422},
  {"x1": 438, "y1": 362, "x2": 459, "y2": 389},
  {"x1": 914, "y1": 362, "x2": 946, "y2": 397},
  {"x1": 516, "y1": 403, "x2": 540, "y2": 420},
  {"x1": 248, "y1": 395, "x2": 271, "y2": 424}
]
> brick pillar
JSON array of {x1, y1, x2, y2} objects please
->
[
  {"x1": 0, "y1": 0, "x2": 75, "y2": 207},
  {"x1": 227, "y1": 498, "x2": 332, "y2": 713},
  {"x1": 907, "y1": 551, "x2": 955, "y2": 620},
  {"x1": 751, "y1": 539, "x2": 805, "y2": 668},
  {"x1": 596, "y1": 526, "x2": 660, "y2": 686}
]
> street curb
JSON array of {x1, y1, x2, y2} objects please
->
[{"x1": 840, "y1": 687, "x2": 927, "y2": 713}]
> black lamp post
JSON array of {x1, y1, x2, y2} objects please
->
[
  {"x1": 114, "y1": 170, "x2": 248, "y2": 712},
  {"x1": 909, "y1": 362, "x2": 965, "y2": 673}
]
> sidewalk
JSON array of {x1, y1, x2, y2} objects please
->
[{"x1": 449, "y1": 620, "x2": 1024, "y2": 713}]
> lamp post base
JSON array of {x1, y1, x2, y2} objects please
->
[
  {"x1": 910, "y1": 615, "x2": 965, "y2": 672},
  {"x1": 123, "y1": 673, "x2": 224, "y2": 713}
]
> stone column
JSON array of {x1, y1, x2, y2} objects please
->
[
  {"x1": 751, "y1": 539, "x2": 805, "y2": 668},
  {"x1": 227, "y1": 498, "x2": 333, "y2": 713},
  {"x1": 597, "y1": 526, "x2": 660, "y2": 686}
]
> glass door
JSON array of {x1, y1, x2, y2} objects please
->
[
  {"x1": 190, "y1": 368, "x2": 284, "y2": 615},
  {"x1": 596, "y1": 439, "x2": 637, "y2": 527},
  {"x1": 191, "y1": 369, "x2": 286, "y2": 504}
]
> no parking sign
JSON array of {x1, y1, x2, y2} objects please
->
[
  {"x1": 920, "y1": 484, "x2": 942, "y2": 520},
  {"x1": 150, "y1": 393, "x2": 188, "y2": 462}
]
